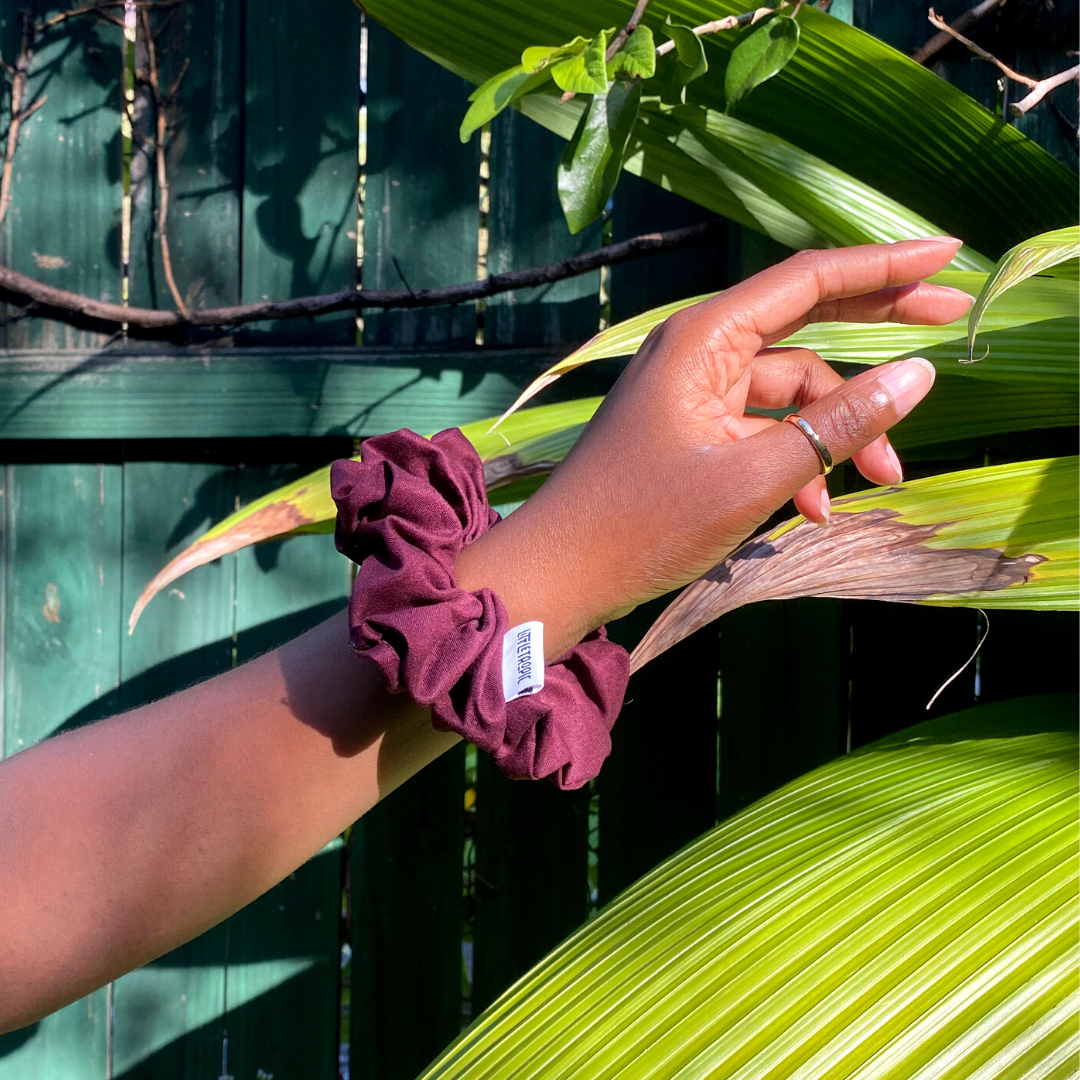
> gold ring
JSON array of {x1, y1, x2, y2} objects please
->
[{"x1": 783, "y1": 413, "x2": 834, "y2": 476}]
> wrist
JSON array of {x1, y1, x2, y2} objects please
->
[{"x1": 454, "y1": 498, "x2": 619, "y2": 660}]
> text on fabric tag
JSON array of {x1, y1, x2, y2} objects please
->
[{"x1": 502, "y1": 621, "x2": 545, "y2": 702}]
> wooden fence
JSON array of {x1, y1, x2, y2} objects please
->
[{"x1": 0, "y1": 2, "x2": 1075, "y2": 1078}]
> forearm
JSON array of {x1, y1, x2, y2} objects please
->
[{"x1": 0, "y1": 610, "x2": 457, "y2": 1031}]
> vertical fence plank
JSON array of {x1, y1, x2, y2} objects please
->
[
  {"x1": 350, "y1": 20, "x2": 475, "y2": 1077},
  {"x1": 2, "y1": 6, "x2": 121, "y2": 349},
  {"x1": 0, "y1": 463, "x2": 121, "y2": 1080},
  {"x1": 717, "y1": 599, "x2": 847, "y2": 820},
  {"x1": 351, "y1": 748, "x2": 466, "y2": 1080},
  {"x1": 362, "y1": 20, "x2": 479, "y2": 347},
  {"x1": 471, "y1": 112, "x2": 594, "y2": 1016},
  {"x1": 594, "y1": 180, "x2": 727, "y2": 904},
  {"x1": 111, "y1": 460, "x2": 236, "y2": 1080},
  {"x1": 601, "y1": 600, "x2": 720, "y2": 905},
  {"x1": 225, "y1": 464, "x2": 350, "y2": 1080},
  {"x1": 129, "y1": 0, "x2": 242, "y2": 313},
  {"x1": 241, "y1": 0, "x2": 359, "y2": 344},
  {"x1": 485, "y1": 111, "x2": 599, "y2": 346},
  {"x1": 609, "y1": 171, "x2": 728, "y2": 324}
]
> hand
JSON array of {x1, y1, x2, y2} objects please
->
[{"x1": 457, "y1": 239, "x2": 972, "y2": 655}]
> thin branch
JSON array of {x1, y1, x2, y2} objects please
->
[
  {"x1": 139, "y1": 4, "x2": 188, "y2": 316},
  {"x1": 912, "y1": 0, "x2": 1004, "y2": 65},
  {"x1": 1010, "y1": 64, "x2": 1080, "y2": 116},
  {"x1": 606, "y1": 0, "x2": 651, "y2": 61},
  {"x1": 0, "y1": 13, "x2": 36, "y2": 229},
  {"x1": 926, "y1": 7, "x2": 1037, "y2": 87},
  {"x1": 654, "y1": 7, "x2": 775, "y2": 58},
  {"x1": 37, "y1": 0, "x2": 182, "y2": 33},
  {"x1": 0, "y1": 219, "x2": 724, "y2": 339}
]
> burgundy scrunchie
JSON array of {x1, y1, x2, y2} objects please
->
[{"x1": 330, "y1": 428, "x2": 630, "y2": 790}]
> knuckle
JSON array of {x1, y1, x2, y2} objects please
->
[{"x1": 824, "y1": 392, "x2": 870, "y2": 446}]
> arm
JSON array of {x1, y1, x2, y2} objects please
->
[{"x1": 0, "y1": 239, "x2": 969, "y2": 1031}]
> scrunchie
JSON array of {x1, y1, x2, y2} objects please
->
[{"x1": 330, "y1": 428, "x2": 629, "y2": 790}]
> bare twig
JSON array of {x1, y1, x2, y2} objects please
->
[
  {"x1": 926, "y1": 7, "x2": 1037, "y2": 86},
  {"x1": 38, "y1": 0, "x2": 182, "y2": 33},
  {"x1": 912, "y1": 0, "x2": 1004, "y2": 65},
  {"x1": 138, "y1": 4, "x2": 188, "y2": 316},
  {"x1": 0, "y1": 219, "x2": 724, "y2": 339},
  {"x1": 1010, "y1": 64, "x2": 1080, "y2": 115},
  {"x1": 0, "y1": 13, "x2": 37, "y2": 229},
  {"x1": 654, "y1": 7, "x2": 775, "y2": 58}
]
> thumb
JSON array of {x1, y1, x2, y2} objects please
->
[{"x1": 731, "y1": 357, "x2": 936, "y2": 521}]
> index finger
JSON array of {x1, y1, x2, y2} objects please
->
[{"x1": 696, "y1": 238, "x2": 963, "y2": 349}]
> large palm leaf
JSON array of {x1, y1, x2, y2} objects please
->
[
  {"x1": 418, "y1": 693, "x2": 1078, "y2": 1079},
  {"x1": 360, "y1": 0, "x2": 1075, "y2": 258}
]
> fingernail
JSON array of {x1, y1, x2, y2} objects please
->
[
  {"x1": 918, "y1": 235, "x2": 963, "y2": 248},
  {"x1": 883, "y1": 440, "x2": 903, "y2": 483},
  {"x1": 876, "y1": 357, "x2": 936, "y2": 418},
  {"x1": 938, "y1": 285, "x2": 974, "y2": 305},
  {"x1": 819, "y1": 488, "x2": 831, "y2": 524}
]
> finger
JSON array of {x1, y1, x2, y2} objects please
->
[
  {"x1": 736, "y1": 412, "x2": 831, "y2": 523},
  {"x1": 760, "y1": 280, "x2": 973, "y2": 347},
  {"x1": 683, "y1": 239, "x2": 964, "y2": 350},
  {"x1": 742, "y1": 356, "x2": 937, "y2": 512},
  {"x1": 741, "y1": 349, "x2": 903, "y2": 486}
]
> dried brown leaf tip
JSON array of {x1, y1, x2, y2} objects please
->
[{"x1": 631, "y1": 508, "x2": 1046, "y2": 672}]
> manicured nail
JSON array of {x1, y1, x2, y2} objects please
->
[
  {"x1": 938, "y1": 285, "x2": 974, "y2": 306},
  {"x1": 883, "y1": 440, "x2": 903, "y2": 483},
  {"x1": 876, "y1": 357, "x2": 936, "y2": 419},
  {"x1": 819, "y1": 487, "x2": 831, "y2": 524},
  {"x1": 918, "y1": 235, "x2": 963, "y2": 247}
]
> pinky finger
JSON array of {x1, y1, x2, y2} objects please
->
[{"x1": 740, "y1": 414, "x2": 831, "y2": 524}]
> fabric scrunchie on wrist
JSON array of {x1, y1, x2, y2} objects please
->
[{"x1": 330, "y1": 428, "x2": 629, "y2": 790}]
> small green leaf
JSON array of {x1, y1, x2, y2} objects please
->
[
  {"x1": 967, "y1": 226, "x2": 1080, "y2": 361},
  {"x1": 551, "y1": 30, "x2": 610, "y2": 94},
  {"x1": 459, "y1": 65, "x2": 551, "y2": 142},
  {"x1": 521, "y1": 36, "x2": 588, "y2": 73},
  {"x1": 725, "y1": 13, "x2": 801, "y2": 113},
  {"x1": 557, "y1": 78, "x2": 642, "y2": 233},
  {"x1": 664, "y1": 17, "x2": 707, "y2": 82},
  {"x1": 606, "y1": 24, "x2": 655, "y2": 80}
]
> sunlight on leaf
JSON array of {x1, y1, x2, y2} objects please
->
[
  {"x1": 967, "y1": 225, "x2": 1080, "y2": 362},
  {"x1": 550, "y1": 29, "x2": 610, "y2": 94},
  {"x1": 557, "y1": 78, "x2": 642, "y2": 232},
  {"x1": 724, "y1": 13, "x2": 800, "y2": 113},
  {"x1": 414, "y1": 692, "x2": 1078, "y2": 1080},
  {"x1": 459, "y1": 65, "x2": 552, "y2": 142},
  {"x1": 607, "y1": 24, "x2": 655, "y2": 80}
]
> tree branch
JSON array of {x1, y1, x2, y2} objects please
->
[
  {"x1": 912, "y1": 0, "x2": 1004, "y2": 66},
  {"x1": 0, "y1": 219, "x2": 724, "y2": 340},
  {"x1": 926, "y1": 7, "x2": 1037, "y2": 87},
  {"x1": 606, "y1": 0, "x2": 651, "y2": 62},
  {"x1": 138, "y1": 4, "x2": 188, "y2": 316},
  {"x1": 654, "y1": 7, "x2": 776, "y2": 58},
  {"x1": 0, "y1": 14, "x2": 36, "y2": 230},
  {"x1": 1009, "y1": 64, "x2": 1080, "y2": 116}
]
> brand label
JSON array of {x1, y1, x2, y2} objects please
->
[{"x1": 502, "y1": 621, "x2": 545, "y2": 702}]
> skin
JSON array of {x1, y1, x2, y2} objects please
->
[{"x1": 0, "y1": 240, "x2": 970, "y2": 1033}]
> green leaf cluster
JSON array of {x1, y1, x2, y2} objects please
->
[{"x1": 459, "y1": 9, "x2": 809, "y2": 232}]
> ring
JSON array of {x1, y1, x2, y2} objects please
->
[{"x1": 783, "y1": 413, "x2": 834, "y2": 476}]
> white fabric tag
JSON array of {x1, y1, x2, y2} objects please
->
[{"x1": 502, "y1": 621, "x2": 545, "y2": 702}]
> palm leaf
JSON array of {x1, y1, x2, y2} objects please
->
[
  {"x1": 492, "y1": 271, "x2": 1078, "y2": 424},
  {"x1": 360, "y1": 0, "x2": 1076, "y2": 257},
  {"x1": 418, "y1": 693, "x2": 1078, "y2": 1080},
  {"x1": 967, "y1": 226, "x2": 1080, "y2": 362},
  {"x1": 632, "y1": 457, "x2": 1078, "y2": 671},
  {"x1": 126, "y1": 398, "x2": 602, "y2": 633}
]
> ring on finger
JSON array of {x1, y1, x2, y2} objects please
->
[{"x1": 783, "y1": 413, "x2": 834, "y2": 476}]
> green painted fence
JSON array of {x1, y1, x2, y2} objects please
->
[{"x1": 0, "y1": 2, "x2": 1075, "y2": 1079}]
